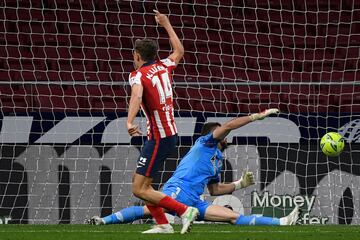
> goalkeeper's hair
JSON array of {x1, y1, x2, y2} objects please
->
[
  {"x1": 134, "y1": 39, "x2": 158, "y2": 62},
  {"x1": 201, "y1": 122, "x2": 221, "y2": 136}
]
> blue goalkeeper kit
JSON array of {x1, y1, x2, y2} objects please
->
[
  {"x1": 165, "y1": 133, "x2": 223, "y2": 199},
  {"x1": 102, "y1": 133, "x2": 281, "y2": 225},
  {"x1": 162, "y1": 133, "x2": 223, "y2": 219},
  {"x1": 103, "y1": 206, "x2": 144, "y2": 224}
]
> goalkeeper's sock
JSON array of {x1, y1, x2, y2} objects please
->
[
  {"x1": 158, "y1": 196, "x2": 187, "y2": 216},
  {"x1": 235, "y1": 215, "x2": 280, "y2": 225},
  {"x1": 146, "y1": 204, "x2": 169, "y2": 224},
  {"x1": 102, "y1": 206, "x2": 144, "y2": 224}
]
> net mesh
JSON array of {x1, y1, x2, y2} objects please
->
[{"x1": 0, "y1": 0, "x2": 360, "y2": 224}]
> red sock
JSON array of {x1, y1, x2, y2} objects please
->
[
  {"x1": 146, "y1": 204, "x2": 169, "y2": 224},
  {"x1": 158, "y1": 196, "x2": 187, "y2": 216}
]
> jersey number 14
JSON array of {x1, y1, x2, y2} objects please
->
[{"x1": 151, "y1": 72, "x2": 173, "y2": 104}]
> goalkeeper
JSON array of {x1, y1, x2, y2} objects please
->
[{"x1": 88, "y1": 109, "x2": 299, "y2": 228}]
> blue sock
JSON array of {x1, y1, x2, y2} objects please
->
[
  {"x1": 235, "y1": 214, "x2": 280, "y2": 225},
  {"x1": 102, "y1": 206, "x2": 145, "y2": 224}
]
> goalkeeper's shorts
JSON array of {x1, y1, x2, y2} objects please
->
[{"x1": 162, "y1": 185, "x2": 210, "y2": 221}]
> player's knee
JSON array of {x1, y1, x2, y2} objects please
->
[
  {"x1": 230, "y1": 213, "x2": 240, "y2": 224},
  {"x1": 132, "y1": 185, "x2": 143, "y2": 198},
  {"x1": 132, "y1": 185, "x2": 151, "y2": 199},
  {"x1": 230, "y1": 218, "x2": 237, "y2": 224}
]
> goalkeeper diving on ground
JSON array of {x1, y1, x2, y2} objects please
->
[{"x1": 87, "y1": 109, "x2": 300, "y2": 232}]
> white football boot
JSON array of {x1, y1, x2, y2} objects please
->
[
  {"x1": 280, "y1": 206, "x2": 300, "y2": 225},
  {"x1": 142, "y1": 224, "x2": 174, "y2": 234},
  {"x1": 180, "y1": 207, "x2": 199, "y2": 234},
  {"x1": 87, "y1": 216, "x2": 105, "y2": 225}
]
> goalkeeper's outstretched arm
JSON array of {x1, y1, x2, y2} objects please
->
[
  {"x1": 207, "y1": 171, "x2": 255, "y2": 196},
  {"x1": 212, "y1": 108, "x2": 279, "y2": 141},
  {"x1": 154, "y1": 10, "x2": 184, "y2": 65}
]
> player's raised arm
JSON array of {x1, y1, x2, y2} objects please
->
[
  {"x1": 212, "y1": 108, "x2": 279, "y2": 140},
  {"x1": 154, "y1": 10, "x2": 184, "y2": 65}
]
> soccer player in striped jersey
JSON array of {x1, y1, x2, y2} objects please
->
[
  {"x1": 89, "y1": 109, "x2": 300, "y2": 227},
  {"x1": 126, "y1": 10, "x2": 198, "y2": 234}
]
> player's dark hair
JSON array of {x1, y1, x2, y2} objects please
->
[
  {"x1": 134, "y1": 39, "x2": 158, "y2": 62},
  {"x1": 201, "y1": 122, "x2": 221, "y2": 136}
]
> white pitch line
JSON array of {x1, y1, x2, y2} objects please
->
[{"x1": 0, "y1": 230, "x2": 349, "y2": 234}]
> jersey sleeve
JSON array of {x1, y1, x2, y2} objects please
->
[
  {"x1": 160, "y1": 58, "x2": 176, "y2": 72},
  {"x1": 199, "y1": 133, "x2": 219, "y2": 148},
  {"x1": 128, "y1": 71, "x2": 142, "y2": 87},
  {"x1": 208, "y1": 175, "x2": 221, "y2": 185}
]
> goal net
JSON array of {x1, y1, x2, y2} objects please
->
[{"x1": 0, "y1": 0, "x2": 360, "y2": 224}]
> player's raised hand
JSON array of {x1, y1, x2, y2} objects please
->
[
  {"x1": 249, "y1": 108, "x2": 279, "y2": 121},
  {"x1": 240, "y1": 170, "x2": 255, "y2": 188},
  {"x1": 233, "y1": 170, "x2": 255, "y2": 190},
  {"x1": 127, "y1": 123, "x2": 142, "y2": 137},
  {"x1": 153, "y1": 10, "x2": 171, "y2": 27}
]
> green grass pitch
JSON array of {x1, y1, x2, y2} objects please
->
[{"x1": 1, "y1": 224, "x2": 359, "y2": 240}]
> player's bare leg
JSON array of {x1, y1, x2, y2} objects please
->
[
  {"x1": 204, "y1": 205, "x2": 240, "y2": 223},
  {"x1": 132, "y1": 173, "x2": 198, "y2": 234},
  {"x1": 132, "y1": 174, "x2": 172, "y2": 233},
  {"x1": 132, "y1": 173, "x2": 169, "y2": 203}
]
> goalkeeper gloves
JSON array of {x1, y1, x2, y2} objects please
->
[
  {"x1": 233, "y1": 171, "x2": 255, "y2": 190},
  {"x1": 249, "y1": 108, "x2": 279, "y2": 121}
]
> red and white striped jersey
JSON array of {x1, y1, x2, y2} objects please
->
[{"x1": 129, "y1": 58, "x2": 178, "y2": 140}]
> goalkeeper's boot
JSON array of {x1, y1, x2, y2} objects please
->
[
  {"x1": 142, "y1": 224, "x2": 174, "y2": 234},
  {"x1": 87, "y1": 216, "x2": 105, "y2": 225},
  {"x1": 281, "y1": 206, "x2": 300, "y2": 225},
  {"x1": 180, "y1": 207, "x2": 199, "y2": 234}
]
